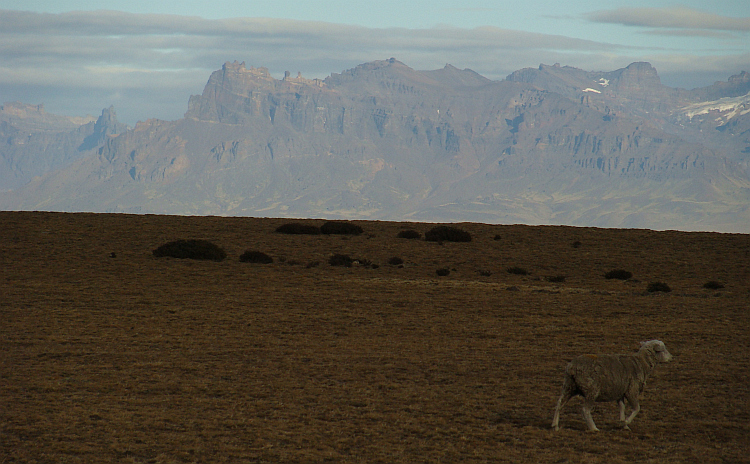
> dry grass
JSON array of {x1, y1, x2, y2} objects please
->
[{"x1": 1, "y1": 212, "x2": 749, "y2": 463}]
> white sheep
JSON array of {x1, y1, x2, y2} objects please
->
[{"x1": 551, "y1": 339, "x2": 673, "y2": 431}]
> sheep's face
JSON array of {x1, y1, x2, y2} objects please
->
[{"x1": 641, "y1": 339, "x2": 673, "y2": 362}]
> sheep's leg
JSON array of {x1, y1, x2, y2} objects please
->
[
  {"x1": 551, "y1": 377, "x2": 575, "y2": 431},
  {"x1": 622, "y1": 394, "x2": 641, "y2": 428},
  {"x1": 618, "y1": 399, "x2": 632, "y2": 430},
  {"x1": 582, "y1": 399, "x2": 599, "y2": 432}
]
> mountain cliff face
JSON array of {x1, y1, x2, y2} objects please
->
[
  {"x1": 0, "y1": 104, "x2": 128, "y2": 191},
  {"x1": 1, "y1": 59, "x2": 749, "y2": 232}
]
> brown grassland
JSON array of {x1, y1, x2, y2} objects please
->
[{"x1": 1, "y1": 211, "x2": 749, "y2": 463}]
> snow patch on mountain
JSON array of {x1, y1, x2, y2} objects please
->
[{"x1": 679, "y1": 92, "x2": 750, "y2": 123}]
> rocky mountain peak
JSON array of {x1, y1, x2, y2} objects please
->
[
  {"x1": 79, "y1": 106, "x2": 128, "y2": 150},
  {"x1": 185, "y1": 60, "x2": 329, "y2": 123},
  {"x1": 1, "y1": 101, "x2": 45, "y2": 118},
  {"x1": 698, "y1": 71, "x2": 750, "y2": 100},
  {"x1": 1, "y1": 101, "x2": 96, "y2": 131},
  {"x1": 728, "y1": 71, "x2": 749, "y2": 85},
  {"x1": 610, "y1": 61, "x2": 662, "y2": 91},
  {"x1": 325, "y1": 58, "x2": 419, "y2": 86}
]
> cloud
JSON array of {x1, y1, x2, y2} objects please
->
[
  {"x1": 0, "y1": 10, "x2": 625, "y2": 94},
  {"x1": 640, "y1": 29, "x2": 737, "y2": 39},
  {"x1": 1, "y1": 9, "x2": 747, "y2": 125},
  {"x1": 587, "y1": 7, "x2": 750, "y2": 32}
]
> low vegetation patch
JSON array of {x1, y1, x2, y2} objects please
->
[
  {"x1": 703, "y1": 281, "x2": 725, "y2": 290},
  {"x1": 320, "y1": 221, "x2": 363, "y2": 235},
  {"x1": 647, "y1": 281, "x2": 672, "y2": 293},
  {"x1": 424, "y1": 226, "x2": 472, "y2": 243},
  {"x1": 275, "y1": 223, "x2": 321, "y2": 235},
  {"x1": 436, "y1": 268, "x2": 450, "y2": 276},
  {"x1": 572, "y1": 240, "x2": 582, "y2": 248},
  {"x1": 152, "y1": 239, "x2": 226, "y2": 261},
  {"x1": 546, "y1": 275, "x2": 566, "y2": 283},
  {"x1": 478, "y1": 270, "x2": 492, "y2": 277},
  {"x1": 329, "y1": 254, "x2": 355, "y2": 267},
  {"x1": 239, "y1": 250, "x2": 273, "y2": 264},
  {"x1": 507, "y1": 266, "x2": 529, "y2": 276},
  {"x1": 605, "y1": 269, "x2": 632, "y2": 280},
  {"x1": 388, "y1": 257, "x2": 404, "y2": 265},
  {"x1": 328, "y1": 254, "x2": 377, "y2": 268},
  {"x1": 397, "y1": 229, "x2": 421, "y2": 239}
]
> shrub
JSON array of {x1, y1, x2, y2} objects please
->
[
  {"x1": 703, "y1": 281, "x2": 725, "y2": 290},
  {"x1": 479, "y1": 270, "x2": 492, "y2": 277},
  {"x1": 507, "y1": 266, "x2": 528, "y2": 275},
  {"x1": 329, "y1": 254, "x2": 355, "y2": 267},
  {"x1": 388, "y1": 257, "x2": 404, "y2": 265},
  {"x1": 239, "y1": 250, "x2": 273, "y2": 264},
  {"x1": 424, "y1": 226, "x2": 472, "y2": 242},
  {"x1": 152, "y1": 239, "x2": 226, "y2": 261},
  {"x1": 546, "y1": 275, "x2": 566, "y2": 283},
  {"x1": 320, "y1": 221, "x2": 363, "y2": 235},
  {"x1": 604, "y1": 269, "x2": 632, "y2": 280},
  {"x1": 572, "y1": 240, "x2": 582, "y2": 248},
  {"x1": 397, "y1": 229, "x2": 421, "y2": 239},
  {"x1": 647, "y1": 282, "x2": 671, "y2": 293},
  {"x1": 275, "y1": 223, "x2": 321, "y2": 235},
  {"x1": 493, "y1": 234, "x2": 502, "y2": 241},
  {"x1": 436, "y1": 268, "x2": 450, "y2": 276}
]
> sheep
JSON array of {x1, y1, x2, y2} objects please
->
[{"x1": 551, "y1": 339, "x2": 673, "y2": 432}]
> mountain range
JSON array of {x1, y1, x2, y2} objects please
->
[{"x1": 1, "y1": 58, "x2": 749, "y2": 232}]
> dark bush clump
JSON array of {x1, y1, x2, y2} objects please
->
[
  {"x1": 239, "y1": 250, "x2": 273, "y2": 264},
  {"x1": 546, "y1": 275, "x2": 566, "y2": 283},
  {"x1": 329, "y1": 254, "x2": 355, "y2": 267},
  {"x1": 152, "y1": 239, "x2": 226, "y2": 261},
  {"x1": 493, "y1": 234, "x2": 502, "y2": 241},
  {"x1": 507, "y1": 266, "x2": 529, "y2": 276},
  {"x1": 397, "y1": 229, "x2": 421, "y2": 239},
  {"x1": 572, "y1": 240, "x2": 582, "y2": 248},
  {"x1": 479, "y1": 270, "x2": 492, "y2": 277},
  {"x1": 604, "y1": 269, "x2": 633, "y2": 280},
  {"x1": 647, "y1": 282, "x2": 671, "y2": 293},
  {"x1": 436, "y1": 268, "x2": 450, "y2": 276},
  {"x1": 388, "y1": 257, "x2": 404, "y2": 265},
  {"x1": 275, "y1": 223, "x2": 321, "y2": 235},
  {"x1": 320, "y1": 221, "x2": 363, "y2": 235},
  {"x1": 424, "y1": 226, "x2": 472, "y2": 243},
  {"x1": 703, "y1": 281, "x2": 725, "y2": 290}
]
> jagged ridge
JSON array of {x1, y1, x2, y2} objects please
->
[{"x1": 1, "y1": 59, "x2": 749, "y2": 232}]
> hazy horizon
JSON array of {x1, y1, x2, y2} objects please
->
[{"x1": 1, "y1": 1, "x2": 748, "y2": 125}]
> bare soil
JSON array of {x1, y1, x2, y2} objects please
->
[{"x1": 1, "y1": 211, "x2": 749, "y2": 463}]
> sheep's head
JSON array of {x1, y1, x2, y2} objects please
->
[{"x1": 640, "y1": 339, "x2": 673, "y2": 363}]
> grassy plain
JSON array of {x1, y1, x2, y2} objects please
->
[{"x1": 1, "y1": 211, "x2": 749, "y2": 463}]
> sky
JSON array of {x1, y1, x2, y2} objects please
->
[{"x1": 1, "y1": 1, "x2": 748, "y2": 125}]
